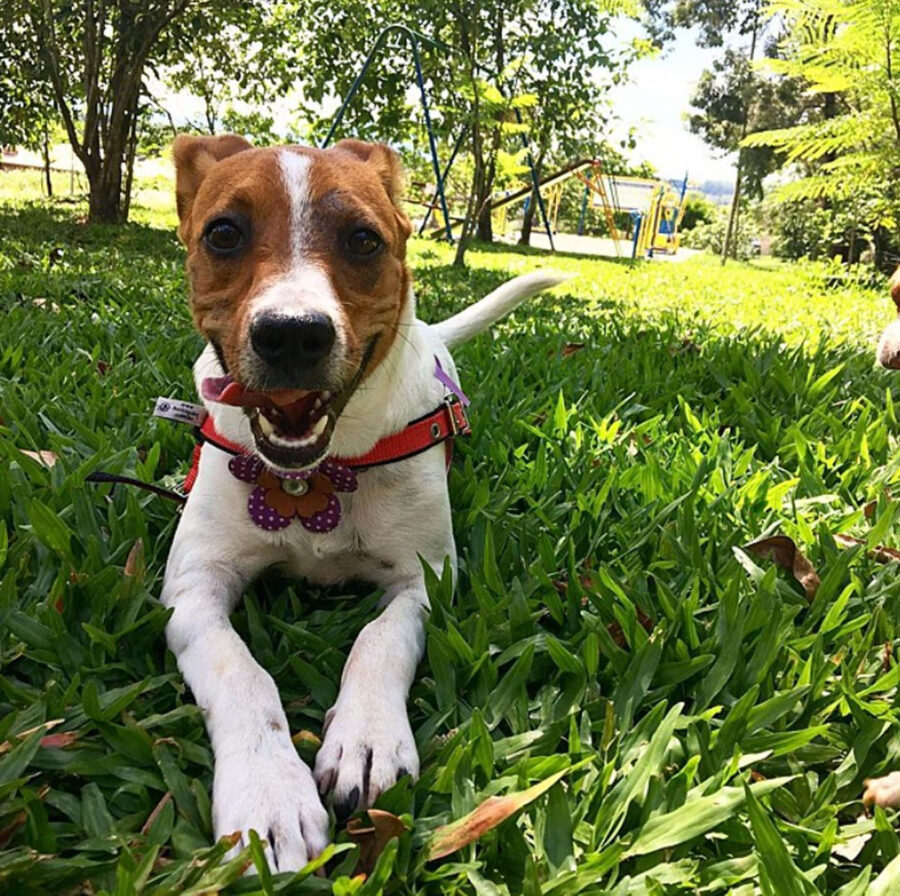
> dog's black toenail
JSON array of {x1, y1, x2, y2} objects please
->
[
  {"x1": 396, "y1": 766, "x2": 409, "y2": 782},
  {"x1": 267, "y1": 827, "x2": 279, "y2": 868},
  {"x1": 362, "y1": 748, "x2": 373, "y2": 803},
  {"x1": 335, "y1": 786, "x2": 360, "y2": 823}
]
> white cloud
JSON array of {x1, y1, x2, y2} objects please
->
[{"x1": 603, "y1": 23, "x2": 738, "y2": 185}]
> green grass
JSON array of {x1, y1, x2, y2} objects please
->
[{"x1": 1, "y1": 172, "x2": 900, "y2": 894}]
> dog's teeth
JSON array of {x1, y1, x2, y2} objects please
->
[
  {"x1": 321, "y1": 391, "x2": 331, "y2": 401},
  {"x1": 312, "y1": 416, "x2": 328, "y2": 436},
  {"x1": 258, "y1": 416, "x2": 275, "y2": 435},
  {"x1": 313, "y1": 398, "x2": 321, "y2": 410}
]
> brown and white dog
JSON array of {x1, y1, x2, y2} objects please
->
[
  {"x1": 867, "y1": 268, "x2": 900, "y2": 810},
  {"x1": 161, "y1": 134, "x2": 566, "y2": 871}
]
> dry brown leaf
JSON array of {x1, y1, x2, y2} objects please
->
[
  {"x1": 40, "y1": 731, "x2": 78, "y2": 750},
  {"x1": 346, "y1": 809, "x2": 409, "y2": 875},
  {"x1": 561, "y1": 342, "x2": 585, "y2": 358},
  {"x1": 427, "y1": 767, "x2": 569, "y2": 861},
  {"x1": 0, "y1": 719, "x2": 63, "y2": 754},
  {"x1": 141, "y1": 791, "x2": 172, "y2": 836},
  {"x1": 20, "y1": 449, "x2": 57, "y2": 467},
  {"x1": 124, "y1": 539, "x2": 144, "y2": 577},
  {"x1": 745, "y1": 535, "x2": 820, "y2": 601},
  {"x1": 0, "y1": 811, "x2": 26, "y2": 849},
  {"x1": 835, "y1": 533, "x2": 900, "y2": 564}
]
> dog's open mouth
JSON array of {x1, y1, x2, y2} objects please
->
[{"x1": 201, "y1": 342, "x2": 377, "y2": 471}]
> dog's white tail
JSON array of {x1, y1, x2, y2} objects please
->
[{"x1": 432, "y1": 270, "x2": 571, "y2": 349}]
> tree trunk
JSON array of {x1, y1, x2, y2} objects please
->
[
  {"x1": 518, "y1": 151, "x2": 545, "y2": 246},
  {"x1": 722, "y1": 0, "x2": 760, "y2": 265},
  {"x1": 722, "y1": 155, "x2": 743, "y2": 262},
  {"x1": 42, "y1": 129, "x2": 53, "y2": 197},
  {"x1": 476, "y1": 194, "x2": 493, "y2": 242},
  {"x1": 519, "y1": 193, "x2": 537, "y2": 246}
]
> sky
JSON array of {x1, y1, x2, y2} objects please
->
[{"x1": 605, "y1": 23, "x2": 739, "y2": 187}]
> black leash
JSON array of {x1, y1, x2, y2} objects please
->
[{"x1": 85, "y1": 471, "x2": 187, "y2": 505}]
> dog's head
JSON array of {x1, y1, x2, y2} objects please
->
[
  {"x1": 877, "y1": 267, "x2": 900, "y2": 370},
  {"x1": 173, "y1": 135, "x2": 412, "y2": 470}
]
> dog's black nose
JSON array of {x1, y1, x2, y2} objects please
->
[{"x1": 250, "y1": 313, "x2": 336, "y2": 368}]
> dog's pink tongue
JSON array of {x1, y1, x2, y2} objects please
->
[{"x1": 200, "y1": 375, "x2": 307, "y2": 408}]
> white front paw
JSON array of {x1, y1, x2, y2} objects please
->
[
  {"x1": 213, "y1": 748, "x2": 329, "y2": 873},
  {"x1": 314, "y1": 692, "x2": 419, "y2": 819}
]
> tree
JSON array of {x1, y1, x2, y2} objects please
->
[
  {"x1": 643, "y1": 0, "x2": 783, "y2": 261},
  {"x1": 744, "y1": 0, "x2": 900, "y2": 268},
  {"x1": 515, "y1": 4, "x2": 646, "y2": 246},
  {"x1": 2, "y1": 0, "x2": 291, "y2": 224},
  {"x1": 163, "y1": 5, "x2": 303, "y2": 139},
  {"x1": 297, "y1": 0, "x2": 637, "y2": 265},
  {"x1": 0, "y1": 14, "x2": 57, "y2": 195},
  {"x1": 687, "y1": 38, "x2": 807, "y2": 259}
]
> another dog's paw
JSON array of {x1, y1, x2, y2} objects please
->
[
  {"x1": 314, "y1": 693, "x2": 419, "y2": 819},
  {"x1": 213, "y1": 748, "x2": 329, "y2": 873},
  {"x1": 863, "y1": 771, "x2": 900, "y2": 808}
]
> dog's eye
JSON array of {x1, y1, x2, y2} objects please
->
[
  {"x1": 346, "y1": 228, "x2": 383, "y2": 257},
  {"x1": 203, "y1": 217, "x2": 246, "y2": 255}
]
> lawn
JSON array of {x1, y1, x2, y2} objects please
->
[{"x1": 1, "y1": 169, "x2": 900, "y2": 894}]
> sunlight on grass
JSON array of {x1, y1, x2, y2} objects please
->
[{"x1": 0, "y1": 175, "x2": 899, "y2": 893}]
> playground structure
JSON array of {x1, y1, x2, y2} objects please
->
[
  {"x1": 490, "y1": 162, "x2": 690, "y2": 259},
  {"x1": 322, "y1": 26, "x2": 689, "y2": 259}
]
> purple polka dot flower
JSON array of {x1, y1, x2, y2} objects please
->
[{"x1": 228, "y1": 455, "x2": 357, "y2": 533}]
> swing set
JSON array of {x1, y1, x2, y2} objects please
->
[
  {"x1": 320, "y1": 24, "x2": 556, "y2": 250},
  {"x1": 322, "y1": 24, "x2": 689, "y2": 259}
]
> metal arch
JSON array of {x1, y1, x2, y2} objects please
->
[
  {"x1": 321, "y1": 23, "x2": 556, "y2": 252},
  {"x1": 320, "y1": 25, "x2": 454, "y2": 242}
]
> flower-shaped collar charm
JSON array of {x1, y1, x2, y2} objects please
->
[{"x1": 228, "y1": 455, "x2": 358, "y2": 533}]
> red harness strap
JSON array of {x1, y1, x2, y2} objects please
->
[{"x1": 185, "y1": 397, "x2": 470, "y2": 493}]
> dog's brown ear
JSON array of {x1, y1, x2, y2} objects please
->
[
  {"x1": 891, "y1": 265, "x2": 900, "y2": 310},
  {"x1": 334, "y1": 139, "x2": 411, "y2": 238},
  {"x1": 172, "y1": 134, "x2": 252, "y2": 242}
]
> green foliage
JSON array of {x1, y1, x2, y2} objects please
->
[
  {"x1": 1, "y1": 177, "x2": 900, "y2": 893},
  {"x1": 679, "y1": 192, "x2": 717, "y2": 232},
  {"x1": 681, "y1": 202, "x2": 761, "y2": 258},
  {"x1": 745, "y1": 0, "x2": 900, "y2": 267}
]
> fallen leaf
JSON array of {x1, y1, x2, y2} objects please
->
[
  {"x1": 124, "y1": 539, "x2": 144, "y2": 577},
  {"x1": 607, "y1": 610, "x2": 654, "y2": 650},
  {"x1": 835, "y1": 533, "x2": 900, "y2": 564},
  {"x1": 745, "y1": 535, "x2": 820, "y2": 601},
  {"x1": 832, "y1": 813, "x2": 871, "y2": 860},
  {"x1": 427, "y1": 767, "x2": 570, "y2": 861},
  {"x1": 346, "y1": 809, "x2": 409, "y2": 874},
  {"x1": 0, "y1": 811, "x2": 26, "y2": 848},
  {"x1": 20, "y1": 449, "x2": 57, "y2": 467},
  {"x1": 40, "y1": 731, "x2": 78, "y2": 750},
  {"x1": 31, "y1": 297, "x2": 61, "y2": 313},
  {"x1": 0, "y1": 719, "x2": 63, "y2": 754},
  {"x1": 141, "y1": 791, "x2": 172, "y2": 835},
  {"x1": 561, "y1": 342, "x2": 585, "y2": 358}
]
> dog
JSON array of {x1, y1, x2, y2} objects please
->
[
  {"x1": 160, "y1": 134, "x2": 567, "y2": 871},
  {"x1": 867, "y1": 267, "x2": 900, "y2": 810}
]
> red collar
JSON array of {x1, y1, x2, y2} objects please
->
[{"x1": 184, "y1": 396, "x2": 470, "y2": 493}]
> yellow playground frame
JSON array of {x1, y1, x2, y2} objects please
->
[{"x1": 489, "y1": 159, "x2": 690, "y2": 259}]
